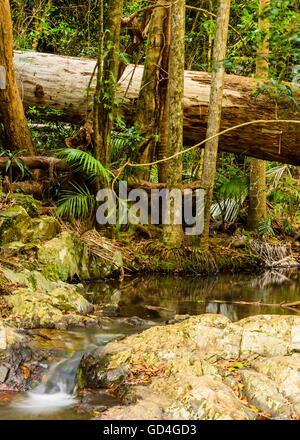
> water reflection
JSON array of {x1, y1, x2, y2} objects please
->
[{"x1": 86, "y1": 269, "x2": 300, "y2": 321}]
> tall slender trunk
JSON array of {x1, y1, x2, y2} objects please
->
[
  {"x1": 247, "y1": 0, "x2": 269, "y2": 231},
  {"x1": 134, "y1": 1, "x2": 169, "y2": 172},
  {"x1": 93, "y1": 0, "x2": 124, "y2": 168},
  {"x1": 162, "y1": 0, "x2": 185, "y2": 248},
  {"x1": 157, "y1": 5, "x2": 171, "y2": 183},
  {"x1": 0, "y1": 0, "x2": 36, "y2": 155},
  {"x1": 199, "y1": 0, "x2": 231, "y2": 250}
]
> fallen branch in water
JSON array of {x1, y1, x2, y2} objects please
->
[{"x1": 197, "y1": 299, "x2": 300, "y2": 311}]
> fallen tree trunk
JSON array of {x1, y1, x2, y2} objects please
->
[
  {"x1": 0, "y1": 156, "x2": 201, "y2": 191},
  {"x1": 14, "y1": 51, "x2": 300, "y2": 165},
  {"x1": 0, "y1": 156, "x2": 64, "y2": 171}
]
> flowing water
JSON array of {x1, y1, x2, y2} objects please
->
[{"x1": 0, "y1": 269, "x2": 299, "y2": 420}]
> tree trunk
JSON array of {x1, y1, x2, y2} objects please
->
[
  {"x1": 162, "y1": 0, "x2": 185, "y2": 248},
  {"x1": 157, "y1": 4, "x2": 171, "y2": 183},
  {"x1": 13, "y1": 51, "x2": 300, "y2": 165},
  {"x1": 247, "y1": 0, "x2": 269, "y2": 231},
  {"x1": 134, "y1": 2, "x2": 168, "y2": 170},
  {"x1": 0, "y1": 1, "x2": 36, "y2": 155},
  {"x1": 93, "y1": 0, "x2": 124, "y2": 168},
  {"x1": 200, "y1": 0, "x2": 231, "y2": 250}
]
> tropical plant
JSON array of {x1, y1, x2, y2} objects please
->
[
  {"x1": 212, "y1": 175, "x2": 249, "y2": 224},
  {"x1": 54, "y1": 148, "x2": 113, "y2": 220},
  {"x1": 55, "y1": 182, "x2": 96, "y2": 220},
  {"x1": 56, "y1": 148, "x2": 113, "y2": 183},
  {"x1": 258, "y1": 215, "x2": 275, "y2": 237},
  {"x1": 0, "y1": 149, "x2": 32, "y2": 183}
]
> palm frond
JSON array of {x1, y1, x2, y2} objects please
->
[
  {"x1": 56, "y1": 149, "x2": 113, "y2": 182},
  {"x1": 212, "y1": 176, "x2": 248, "y2": 222},
  {"x1": 55, "y1": 182, "x2": 96, "y2": 220}
]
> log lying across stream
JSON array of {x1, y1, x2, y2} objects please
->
[{"x1": 14, "y1": 51, "x2": 300, "y2": 165}]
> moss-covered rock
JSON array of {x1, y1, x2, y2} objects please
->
[
  {"x1": 0, "y1": 205, "x2": 61, "y2": 246},
  {"x1": 27, "y1": 216, "x2": 61, "y2": 242},
  {"x1": 4, "y1": 286, "x2": 93, "y2": 329},
  {"x1": 37, "y1": 231, "x2": 122, "y2": 281},
  {"x1": 1, "y1": 267, "x2": 55, "y2": 293},
  {"x1": 10, "y1": 194, "x2": 41, "y2": 217},
  {"x1": 0, "y1": 206, "x2": 32, "y2": 244}
]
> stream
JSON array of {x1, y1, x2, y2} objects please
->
[{"x1": 0, "y1": 269, "x2": 299, "y2": 420}]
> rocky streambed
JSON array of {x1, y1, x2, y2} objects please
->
[
  {"x1": 0, "y1": 194, "x2": 300, "y2": 420},
  {"x1": 78, "y1": 313, "x2": 300, "y2": 420}
]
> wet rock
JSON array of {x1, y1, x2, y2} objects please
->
[
  {"x1": 1, "y1": 267, "x2": 54, "y2": 293},
  {"x1": 0, "y1": 267, "x2": 90, "y2": 296},
  {"x1": 167, "y1": 314, "x2": 191, "y2": 325},
  {"x1": 0, "y1": 202, "x2": 59, "y2": 245},
  {"x1": 79, "y1": 313, "x2": 300, "y2": 420},
  {"x1": 101, "y1": 398, "x2": 164, "y2": 420},
  {"x1": 38, "y1": 231, "x2": 122, "y2": 281},
  {"x1": 79, "y1": 349, "x2": 128, "y2": 389},
  {"x1": 0, "y1": 321, "x2": 48, "y2": 390},
  {"x1": 101, "y1": 304, "x2": 120, "y2": 316},
  {"x1": 239, "y1": 369, "x2": 291, "y2": 419},
  {"x1": 50, "y1": 287, "x2": 93, "y2": 314},
  {"x1": 0, "y1": 241, "x2": 38, "y2": 256}
]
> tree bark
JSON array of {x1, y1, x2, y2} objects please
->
[
  {"x1": 93, "y1": 0, "x2": 124, "y2": 168},
  {"x1": 134, "y1": 2, "x2": 168, "y2": 169},
  {"x1": 200, "y1": 0, "x2": 231, "y2": 250},
  {"x1": 157, "y1": 3, "x2": 171, "y2": 183},
  {"x1": 247, "y1": 0, "x2": 269, "y2": 231},
  {"x1": 0, "y1": 1, "x2": 36, "y2": 155},
  {"x1": 13, "y1": 51, "x2": 300, "y2": 165},
  {"x1": 162, "y1": 0, "x2": 185, "y2": 248}
]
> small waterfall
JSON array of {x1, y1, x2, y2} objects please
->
[
  {"x1": 11, "y1": 330, "x2": 125, "y2": 416},
  {"x1": 14, "y1": 353, "x2": 87, "y2": 414}
]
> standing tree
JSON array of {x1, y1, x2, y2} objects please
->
[
  {"x1": 0, "y1": 0, "x2": 36, "y2": 155},
  {"x1": 247, "y1": 0, "x2": 269, "y2": 231},
  {"x1": 93, "y1": 0, "x2": 124, "y2": 169},
  {"x1": 199, "y1": 0, "x2": 231, "y2": 250},
  {"x1": 134, "y1": 0, "x2": 171, "y2": 181},
  {"x1": 162, "y1": 0, "x2": 185, "y2": 248}
]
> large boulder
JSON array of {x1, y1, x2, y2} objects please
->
[
  {"x1": 78, "y1": 314, "x2": 300, "y2": 420},
  {"x1": 0, "y1": 203, "x2": 60, "y2": 245},
  {"x1": 37, "y1": 231, "x2": 122, "y2": 281}
]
